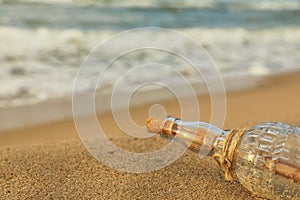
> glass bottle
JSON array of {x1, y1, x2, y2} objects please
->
[{"x1": 146, "y1": 116, "x2": 300, "y2": 199}]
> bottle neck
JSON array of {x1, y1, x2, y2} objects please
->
[
  {"x1": 213, "y1": 130, "x2": 230, "y2": 156},
  {"x1": 148, "y1": 115, "x2": 246, "y2": 179},
  {"x1": 160, "y1": 116, "x2": 226, "y2": 157}
]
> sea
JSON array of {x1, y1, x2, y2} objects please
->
[{"x1": 0, "y1": 0, "x2": 300, "y2": 109}]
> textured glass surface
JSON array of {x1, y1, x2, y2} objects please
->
[{"x1": 234, "y1": 122, "x2": 300, "y2": 199}]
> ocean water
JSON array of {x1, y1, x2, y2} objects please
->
[{"x1": 1, "y1": 0, "x2": 300, "y2": 107}]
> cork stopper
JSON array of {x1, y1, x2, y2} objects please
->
[{"x1": 146, "y1": 117, "x2": 163, "y2": 133}]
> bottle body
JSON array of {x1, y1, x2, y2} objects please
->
[
  {"x1": 146, "y1": 117, "x2": 300, "y2": 199},
  {"x1": 232, "y1": 122, "x2": 300, "y2": 199}
]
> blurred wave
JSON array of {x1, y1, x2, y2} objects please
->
[
  {"x1": 1, "y1": 1, "x2": 300, "y2": 30},
  {"x1": 0, "y1": 0, "x2": 300, "y2": 107},
  {"x1": 1, "y1": 0, "x2": 300, "y2": 11}
]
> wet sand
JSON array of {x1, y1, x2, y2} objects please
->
[{"x1": 1, "y1": 72, "x2": 300, "y2": 199}]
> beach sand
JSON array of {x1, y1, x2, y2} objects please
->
[{"x1": 1, "y1": 72, "x2": 300, "y2": 199}]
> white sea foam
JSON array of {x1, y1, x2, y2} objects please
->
[{"x1": 0, "y1": 26, "x2": 300, "y2": 108}]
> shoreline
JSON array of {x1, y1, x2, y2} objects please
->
[
  {"x1": 1, "y1": 71, "x2": 300, "y2": 148},
  {"x1": 0, "y1": 72, "x2": 261, "y2": 132}
]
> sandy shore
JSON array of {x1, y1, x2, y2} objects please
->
[{"x1": 1, "y1": 72, "x2": 300, "y2": 199}]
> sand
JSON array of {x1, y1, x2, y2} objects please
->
[{"x1": 1, "y1": 72, "x2": 300, "y2": 199}]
